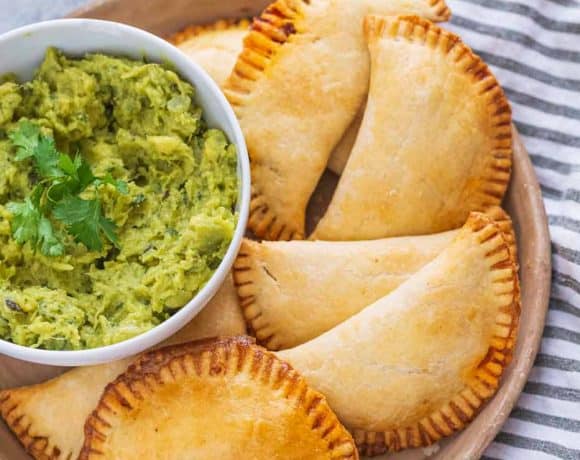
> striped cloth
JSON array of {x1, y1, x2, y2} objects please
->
[
  {"x1": 0, "y1": 0, "x2": 578, "y2": 458},
  {"x1": 445, "y1": 1, "x2": 580, "y2": 459}
]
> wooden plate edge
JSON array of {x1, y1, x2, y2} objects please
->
[{"x1": 434, "y1": 127, "x2": 551, "y2": 459}]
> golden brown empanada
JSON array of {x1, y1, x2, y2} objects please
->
[
  {"x1": 314, "y1": 15, "x2": 512, "y2": 240},
  {"x1": 235, "y1": 207, "x2": 515, "y2": 350},
  {"x1": 0, "y1": 359, "x2": 131, "y2": 460},
  {"x1": 168, "y1": 17, "x2": 359, "y2": 177},
  {"x1": 235, "y1": 232, "x2": 453, "y2": 350},
  {"x1": 223, "y1": 1, "x2": 451, "y2": 240},
  {"x1": 171, "y1": 19, "x2": 250, "y2": 85},
  {"x1": 279, "y1": 212, "x2": 520, "y2": 455},
  {"x1": 79, "y1": 337, "x2": 358, "y2": 460},
  {"x1": 0, "y1": 275, "x2": 246, "y2": 460}
]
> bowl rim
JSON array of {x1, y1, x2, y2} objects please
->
[{"x1": 0, "y1": 18, "x2": 251, "y2": 366}]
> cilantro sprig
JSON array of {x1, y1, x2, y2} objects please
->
[{"x1": 6, "y1": 121, "x2": 127, "y2": 256}]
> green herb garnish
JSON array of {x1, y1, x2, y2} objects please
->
[{"x1": 6, "y1": 120, "x2": 127, "y2": 255}]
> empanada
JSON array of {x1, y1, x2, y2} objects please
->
[
  {"x1": 79, "y1": 337, "x2": 358, "y2": 459},
  {"x1": 0, "y1": 275, "x2": 246, "y2": 460},
  {"x1": 169, "y1": 17, "x2": 358, "y2": 176},
  {"x1": 235, "y1": 207, "x2": 514, "y2": 350},
  {"x1": 223, "y1": 1, "x2": 451, "y2": 240},
  {"x1": 279, "y1": 212, "x2": 520, "y2": 455},
  {"x1": 171, "y1": 19, "x2": 250, "y2": 85},
  {"x1": 314, "y1": 15, "x2": 512, "y2": 240},
  {"x1": 236, "y1": 233, "x2": 451, "y2": 350}
]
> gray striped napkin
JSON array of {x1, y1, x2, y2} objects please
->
[
  {"x1": 446, "y1": 1, "x2": 580, "y2": 459},
  {"x1": 0, "y1": 0, "x2": 578, "y2": 459}
]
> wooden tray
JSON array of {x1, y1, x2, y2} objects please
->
[{"x1": 0, "y1": 1, "x2": 552, "y2": 459}]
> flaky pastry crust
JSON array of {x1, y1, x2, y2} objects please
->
[
  {"x1": 314, "y1": 15, "x2": 512, "y2": 240},
  {"x1": 235, "y1": 207, "x2": 515, "y2": 350},
  {"x1": 79, "y1": 337, "x2": 358, "y2": 460},
  {"x1": 280, "y1": 212, "x2": 520, "y2": 455},
  {"x1": 224, "y1": 1, "x2": 451, "y2": 241}
]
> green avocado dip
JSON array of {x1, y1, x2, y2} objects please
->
[{"x1": 0, "y1": 48, "x2": 238, "y2": 350}]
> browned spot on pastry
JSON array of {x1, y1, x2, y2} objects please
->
[
  {"x1": 312, "y1": 412, "x2": 325, "y2": 429},
  {"x1": 418, "y1": 422, "x2": 433, "y2": 445},
  {"x1": 282, "y1": 22, "x2": 297, "y2": 36},
  {"x1": 485, "y1": 244, "x2": 508, "y2": 258},
  {"x1": 306, "y1": 395, "x2": 322, "y2": 415},
  {"x1": 479, "y1": 229, "x2": 500, "y2": 245}
]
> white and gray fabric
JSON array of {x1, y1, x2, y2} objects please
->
[
  {"x1": 0, "y1": 0, "x2": 578, "y2": 459},
  {"x1": 446, "y1": 1, "x2": 580, "y2": 459}
]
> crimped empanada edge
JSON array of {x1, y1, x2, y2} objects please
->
[
  {"x1": 223, "y1": 0, "x2": 308, "y2": 241},
  {"x1": 80, "y1": 336, "x2": 358, "y2": 460},
  {"x1": 0, "y1": 387, "x2": 66, "y2": 460},
  {"x1": 234, "y1": 207, "x2": 516, "y2": 353},
  {"x1": 233, "y1": 239, "x2": 285, "y2": 350},
  {"x1": 249, "y1": 187, "x2": 305, "y2": 241},
  {"x1": 353, "y1": 212, "x2": 521, "y2": 456},
  {"x1": 428, "y1": 0, "x2": 452, "y2": 21},
  {"x1": 364, "y1": 15, "x2": 512, "y2": 218},
  {"x1": 225, "y1": 2, "x2": 451, "y2": 241},
  {"x1": 222, "y1": 0, "x2": 306, "y2": 109},
  {"x1": 168, "y1": 18, "x2": 251, "y2": 45},
  {"x1": 485, "y1": 206, "x2": 517, "y2": 261}
]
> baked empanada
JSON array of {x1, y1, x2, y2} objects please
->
[
  {"x1": 235, "y1": 207, "x2": 514, "y2": 350},
  {"x1": 223, "y1": 1, "x2": 451, "y2": 240},
  {"x1": 170, "y1": 17, "x2": 362, "y2": 179},
  {"x1": 0, "y1": 359, "x2": 131, "y2": 460},
  {"x1": 79, "y1": 337, "x2": 358, "y2": 460},
  {"x1": 171, "y1": 19, "x2": 250, "y2": 85},
  {"x1": 169, "y1": 17, "x2": 357, "y2": 177},
  {"x1": 236, "y1": 232, "x2": 452, "y2": 350},
  {"x1": 0, "y1": 275, "x2": 246, "y2": 460},
  {"x1": 279, "y1": 212, "x2": 520, "y2": 455},
  {"x1": 314, "y1": 15, "x2": 512, "y2": 240}
]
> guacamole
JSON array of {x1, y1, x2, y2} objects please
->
[{"x1": 0, "y1": 48, "x2": 238, "y2": 350}]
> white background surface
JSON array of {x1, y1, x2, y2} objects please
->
[{"x1": 0, "y1": 0, "x2": 90, "y2": 33}]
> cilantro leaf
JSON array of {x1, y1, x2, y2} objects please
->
[
  {"x1": 7, "y1": 121, "x2": 127, "y2": 255},
  {"x1": 99, "y1": 214, "x2": 120, "y2": 248},
  {"x1": 52, "y1": 196, "x2": 119, "y2": 251},
  {"x1": 9, "y1": 121, "x2": 41, "y2": 161},
  {"x1": 6, "y1": 197, "x2": 41, "y2": 245},
  {"x1": 46, "y1": 181, "x2": 71, "y2": 204},
  {"x1": 6, "y1": 193, "x2": 64, "y2": 256},
  {"x1": 38, "y1": 216, "x2": 65, "y2": 256},
  {"x1": 77, "y1": 157, "x2": 96, "y2": 191},
  {"x1": 35, "y1": 136, "x2": 62, "y2": 178},
  {"x1": 57, "y1": 153, "x2": 96, "y2": 192},
  {"x1": 10, "y1": 121, "x2": 62, "y2": 178},
  {"x1": 29, "y1": 184, "x2": 44, "y2": 208},
  {"x1": 94, "y1": 173, "x2": 128, "y2": 195},
  {"x1": 48, "y1": 153, "x2": 96, "y2": 202},
  {"x1": 57, "y1": 152, "x2": 76, "y2": 176}
]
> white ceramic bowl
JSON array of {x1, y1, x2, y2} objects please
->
[{"x1": 0, "y1": 19, "x2": 250, "y2": 366}]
